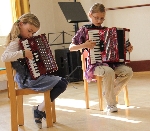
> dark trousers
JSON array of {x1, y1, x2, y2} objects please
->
[{"x1": 50, "y1": 78, "x2": 68, "y2": 101}]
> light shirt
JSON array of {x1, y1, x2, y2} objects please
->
[{"x1": 1, "y1": 38, "x2": 24, "y2": 62}]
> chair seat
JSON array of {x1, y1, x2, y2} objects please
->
[
  {"x1": 0, "y1": 68, "x2": 6, "y2": 75},
  {"x1": 16, "y1": 88, "x2": 44, "y2": 95}
]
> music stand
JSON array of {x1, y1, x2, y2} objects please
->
[
  {"x1": 58, "y1": 2, "x2": 88, "y2": 82},
  {"x1": 58, "y1": 2, "x2": 89, "y2": 32}
]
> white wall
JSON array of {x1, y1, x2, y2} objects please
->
[{"x1": 102, "y1": 0, "x2": 150, "y2": 61}]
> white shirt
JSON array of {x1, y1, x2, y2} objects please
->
[{"x1": 1, "y1": 38, "x2": 24, "y2": 62}]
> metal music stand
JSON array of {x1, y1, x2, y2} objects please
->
[
  {"x1": 58, "y1": 2, "x2": 89, "y2": 32},
  {"x1": 58, "y1": 2, "x2": 89, "y2": 82}
]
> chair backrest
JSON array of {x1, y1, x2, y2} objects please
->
[
  {"x1": 5, "y1": 62, "x2": 16, "y2": 90},
  {"x1": 81, "y1": 49, "x2": 102, "y2": 81}
]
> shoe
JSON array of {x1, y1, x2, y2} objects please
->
[
  {"x1": 107, "y1": 105, "x2": 118, "y2": 113},
  {"x1": 32, "y1": 106, "x2": 46, "y2": 129}
]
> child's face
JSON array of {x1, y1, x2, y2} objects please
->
[
  {"x1": 19, "y1": 22, "x2": 39, "y2": 39},
  {"x1": 89, "y1": 12, "x2": 105, "y2": 26}
]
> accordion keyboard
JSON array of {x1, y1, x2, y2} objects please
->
[
  {"x1": 21, "y1": 39, "x2": 41, "y2": 78},
  {"x1": 88, "y1": 30, "x2": 102, "y2": 64}
]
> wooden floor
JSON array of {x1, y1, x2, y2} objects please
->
[{"x1": 0, "y1": 71, "x2": 150, "y2": 131}]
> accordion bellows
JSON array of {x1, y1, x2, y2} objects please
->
[{"x1": 20, "y1": 34, "x2": 58, "y2": 79}]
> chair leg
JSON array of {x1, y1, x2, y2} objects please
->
[
  {"x1": 6, "y1": 81, "x2": 10, "y2": 98},
  {"x1": 17, "y1": 95, "x2": 24, "y2": 126},
  {"x1": 96, "y1": 76, "x2": 103, "y2": 111},
  {"x1": 10, "y1": 89, "x2": 18, "y2": 131},
  {"x1": 52, "y1": 101, "x2": 56, "y2": 123},
  {"x1": 124, "y1": 85, "x2": 129, "y2": 107},
  {"x1": 44, "y1": 91, "x2": 53, "y2": 127},
  {"x1": 84, "y1": 79, "x2": 89, "y2": 109}
]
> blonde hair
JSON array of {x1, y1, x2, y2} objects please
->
[
  {"x1": 89, "y1": 3, "x2": 105, "y2": 14},
  {"x1": 5, "y1": 13, "x2": 40, "y2": 47}
]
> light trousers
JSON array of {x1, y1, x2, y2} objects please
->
[{"x1": 94, "y1": 64, "x2": 133, "y2": 106}]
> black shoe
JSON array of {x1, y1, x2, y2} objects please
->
[
  {"x1": 32, "y1": 106, "x2": 46, "y2": 129},
  {"x1": 40, "y1": 110, "x2": 46, "y2": 120}
]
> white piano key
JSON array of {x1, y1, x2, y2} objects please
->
[{"x1": 21, "y1": 40, "x2": 41, "y2": 78}]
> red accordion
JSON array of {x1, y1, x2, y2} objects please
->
[
  {"x1": 20, "y1": 34, "x2": 58, "y2": 79},
  {"x1": 87, "y1": 27, "x2": 130, "y2": 64}
]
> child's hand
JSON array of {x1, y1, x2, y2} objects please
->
[
  {"x1": 84, "y1": 40, "x2": 96, "y2": 49},
  {"x1": 25, "y1": 50, "x2": 33, "y2": 59},
  {"x1": 126, "y1": 44, "x2": 133, "y2": 52}
]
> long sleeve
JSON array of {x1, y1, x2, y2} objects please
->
[
  {"x1": 1, "y1": 38, "x2": 24, "y2": 62},
  {"x1": 72, "y1": 26, "x2": 87, "y2": 45}
]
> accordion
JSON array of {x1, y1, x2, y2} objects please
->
[
  {"x1": 20, "y1": 34, "x2": 58, "y2": 79},
  {"x1": 87, "y1": 27, "x2": 130, "y2": 64}
]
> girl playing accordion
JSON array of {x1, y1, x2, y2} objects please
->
[
  {"x1": 69, "y1": 3, "x2": 133, "y2": 113},
  {"x1": 1, "y1": 13, "x2": 68, "y2": 129}
]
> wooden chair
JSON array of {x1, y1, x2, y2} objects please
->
[
  {"x1": 0, "y1": 67, "x2": 9, "y2": 97},
  {"x1": 81, "y1": 50, "x2": 129, "y2": 111},
  {"x1": 5, "y1": 62, "x2": 56, "y2": 131}
]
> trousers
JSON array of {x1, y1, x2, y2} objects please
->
[
  {"x1": 94, "y1": 64, "x2": 133, "y2": 106},
  {"x1": 50, "y1": 78, "x2": 68, "y2": 102}
]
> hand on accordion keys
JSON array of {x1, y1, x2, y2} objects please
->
[
  {"x1": 24, "y1": 49, "x2": 33, "y2": 59},
  {"x1": 84, "y1": 40, "x2": 96, "y2": 49},
  {"x1": 126, "y1": 43, "x2": 133, "y2": 52}
]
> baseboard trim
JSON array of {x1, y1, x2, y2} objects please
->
[{"x1": 126, "y1": 60, "x2": 150, "y2": 72}]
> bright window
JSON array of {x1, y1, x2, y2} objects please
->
[{"x1": 0, "y1": 0, "x2": 13, "y2": 36}]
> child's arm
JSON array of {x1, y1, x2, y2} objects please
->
[
  {"x1": 69, "y1": 40, "x2": 96, "y2": 52},
  {"x1": 1, "y1": 41, "x2": 23, "y2": 62},
  {"x1": 1, "y1": 38, "x2": 33, "y2": 62}
]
